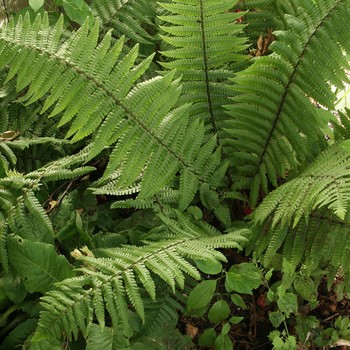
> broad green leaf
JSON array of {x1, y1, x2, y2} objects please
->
[
  {"x1": 194, "y1": 259, "x2": 222, "y2": 275},
  {"x1": 28, "y1": 338, "x2": 62, "y2": 350},
  {"x1": 2, "y1": 267, "x2": 27, "y2": 303},
  {"x1": 225, "y1": 263, "x2": 262, "y2": 294},
  {"x1": 229, "y1": 316, "x2": 243, "y2": 324},
  {"x1": 221, "y1": 323, "x2": 230, "y2": 335},
  {"x1": 187, "y1": 206, "x2": 203, "y2": 220},
  {"x1": 277, "y1": 293, "x2": 298, "y2": 315},
  {"x1": 63, "y1": 0, "x2": 93, "y2": 26},
  {"x1": 187, "y1": 303, "x2": 210, "y2": 317},
  {"x1": 225, "y1": 272, "x2": 242, "y2": 293},
  {"x1": 187, "y1": 280, "x2": 216, "y2": 309},
  {"x1": 198, "y1": 328, "x2": 216, "y2": 347},
  {"x1": 208, "y1": 300, "x2": 230, "y2": 323},
  {"x1": 269, "y1": 311, "x2": 285, "y2": 328},
  {"x1": 29, "y1": 0, "x2": 44, "y2": 12},
  {"x1": 7, "y1": 236, "x2": 74, "y2": 293},
  {"x1": 230, "y1": 294, "x2": 247, "y2": 309},
  {"x1": 0, "y1": 279, "x2": 10, "y2": 311},
  {"x1": 215, "y1": 334, "x2": 233, "y2": 350},
  {"x1": 1, "y1": 319, "x2": 37, "y2": 349},
  {"x1": 294, "y1": 275, "x2": 317, "y2": 302}
]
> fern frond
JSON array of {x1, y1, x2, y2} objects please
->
[
  {"x1": 251, "y1": 211, "x2": 350, "y2": 279},
  {"x1": 225, "y1": 0, "x2": 350, "y2": 205},
  {"x1": 254, "y1": 143, "x2": 350, "y2": 228},
  {"x1": 34, "y1": 212, "x2": 248, "y2": 340},
  {"x1": 91, "y1": 0, "x2": 156, "y2": 44},
  {"x1": 236, "y1": 0, "x2": 278, "y2": 42},
  {"x1": 159, "y1": 0, "x2": 248, "y2": 142},
  {"x1": 0, "y1": 220, "x2": 8, "y2": 272},
  {"x1": 0, "y1": 14, "x2": 226, "y2": 206}
]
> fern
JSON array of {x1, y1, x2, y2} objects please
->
[
  {"x1": 90, "y1": 0, "x2": 156, "y2": 44},
  {"x1": 0, "y1": 14, "x2": 227, "y2": 210},
  {"x1": 254, "y1": 142, "x2": 350, "y2": 227},
  {"x1": 159, "y1": 0, "x2": 248, "y2": 143},
  {"x1": 34, "y1": 212, "x2": 248, "y2": 340},
  {"x1": 1, "y1": 1, "x2": 350, "y2": 348},
  {"x1": 249, "y1": 211, "x2": 350, "y2": 282},
  {"x1": 225, "y1": 0, "x2": 350, "y2": 205}
]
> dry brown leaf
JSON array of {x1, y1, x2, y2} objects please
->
[{"x1": 186, "y1": 323, "x2": 199, "y2": 339}]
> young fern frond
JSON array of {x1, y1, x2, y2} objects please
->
[
  {"x1": 34, "y1": 212, "x2": 248, "y2": 341},
  {"x1": 159, "y1": 0, "x2": 248, "y2": 143},
  {"x1": 253, "y1": 143, "x2": 350, "y2": 228},
  {"x1": 225, "y1": 0, "x2": 350, "y2": 205}
]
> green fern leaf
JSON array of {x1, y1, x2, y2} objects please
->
[
  {"x1": 225, "y1": 0, "x2": 350, "y2": 205},
  {"x1": 159, "y1": 0, "x2": 248, "y2": 143},
  {"x1": 33, "y1": 212, "x2": 247, "y2": 340}
]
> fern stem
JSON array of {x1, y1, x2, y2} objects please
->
[
  {"x1": 199, "y1": 0, "x2": 220, "y2": 148},
  {"x1": 153, "y1": 194, "x2": 166, "y2": 216}
]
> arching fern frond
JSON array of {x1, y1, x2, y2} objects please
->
[
  {"x1": 33, "y1": 212, "x2": 249, "y2": 341},
  {"x1": 253, "y1": 143, "x2": 350, "y2": 228},
  {"x1": 0, "y1": 13, "x2": 227, "y2": 207},
  {"x1": 158, "y1": 0, "x2": 248, "y2": 143},
  {"x1": 225, "y1": 0, "x2": 350, "y2": 205}
]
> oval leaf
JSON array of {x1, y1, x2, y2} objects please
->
[
  {"x1": 198, "y1": 328, "x2": 216, "y2": 347},
  {"x1": 215, "y1": 334, "x2": 233, "y2": 350},
  {"x1": 29, "y1": 0, "x2": 44, "y2": 12},
  {"x1": 229, "y1": 316, "x2": 244, "y2": 324},
  {"x1": 225, "y1": 263, "x2": 262, "y2": 294},
  {"x1": 195, "y1": 259, "x2": 222, "y2": 275},
  {"x1": 230, "y1": 294, "x2": 247, "y2": 309},
  {"x1": 208, "y1": 300, "x2": 230, "y2": 323},
  {"x1": 187, "y1": 280, "x2": 217, "y2": 309}
]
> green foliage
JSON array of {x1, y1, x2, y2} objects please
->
[{"x1": 0, "y1": 0, "x2": 350, "y2": 348}]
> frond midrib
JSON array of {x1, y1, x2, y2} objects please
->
[
  {"x1": 199, "y1": 0, "x2": 219, "y2": 147},
  {"x1": 39, "y1": 236, "x2": 200, "y2": 332},
  {"x1": 256, "y1": 0, "x2": 344, "y2": 171},
  {"x1": 2, "y1": 38, "x2": 201, "y2": 176}
]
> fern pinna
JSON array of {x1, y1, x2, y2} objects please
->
[{"x1": 0, "y1": 0, "x2": 350, "y2": 348}]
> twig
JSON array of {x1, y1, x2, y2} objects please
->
[
  {"x1": 61, "y1": 337, "x2": 69, "y2": 350},
  {"x1": 300, "y1": 331, "x2": 312, "y2": 350},
  {"x1": 322, "y1": 313, "x2": 340, "y2": 323},
  {"x1": 1, "y1": 0, "x2": 9, "y2": 23},
  {"x1": 50, "y1": 179, "x2": 76, "y2": 222},
  {"x1": 251, "y1": 294, "x2": 257, "y2": 339}
]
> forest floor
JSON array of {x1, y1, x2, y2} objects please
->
[{"x1": 176, "y1": 250, "x2": 350, "y2": 350}]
